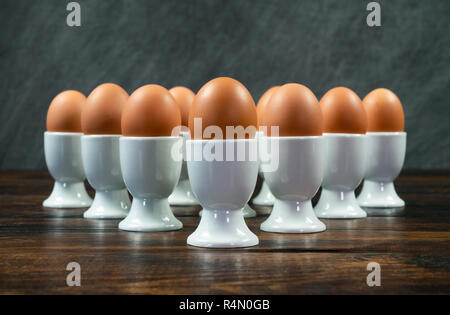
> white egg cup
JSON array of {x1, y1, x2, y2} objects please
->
[
  {"x1": 187, "y1": 139, "x2": 259, "y2": 248},
  {"x1": 81, "y1": 135, "x2": 131, "y2": 219},
  {"x1": 169, "y1": 131, "x2": 199, "y2": 213},
  {"x1": 252, "y1": 177, "x2": 276, "y2": 206},
  {"x1": 118, "y1": 137, "x2": 183, "y2": 232},
  {"x1": 243, "y1": 203, "x2": 257, "y2": 217},
  {"x1": 260, "y1": 136, "x2": 326, "y2": 233},
  {"x1": 357, "y1": 132, "x2": 406, "y2": 209},
  {"x1": 252, "y1": 131, "x2": 275, "y2": 206},
  {"x1": 43, "y1": 132, "x2": 93, "y2": 208},
  {"x1": 314, "y1": 133, "x2": 367, "y2": 219}
]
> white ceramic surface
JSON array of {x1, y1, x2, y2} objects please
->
[
  {"x1": 253, "y1": 131, "x2": 276, "y2": 206},
  {"x1": 169, "y1": 131, "x2": 199, "y2": 210},
  {"x1": 314, "y1": 133, "x2": 367, "y2": 219},
  {"x1": 243, "y1": 203, "x2": 257, "y2": 217},
  {"x1": 43, "y1": 132, "x2": 93, "y2": 208},
  {"x1": 81, "y1": 135, "x2": 130, "y2": 219},
  {"x1": 260, "y1": 136, "x2": 326, "y2": 233},
  {"x1": 118, "y1": 137, "x2": 183, "y2": 232},
  {"x1": 186, "y1": 139, "x2": 259, "y2": 248},
  {"x1": 357, "y1": 132, "x2": 406, "y2": 209},
  {"x1": 198, "y1": 203, "x2": 257, "y2": 218},
  {"x1": 252, "y1": 179, "x2": 276, "y2": 206}
]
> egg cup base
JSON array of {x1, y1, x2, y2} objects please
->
[
  {"x1": 315, "y1": 189, "x2": 367, "y2": 219},
  {"x1": 168, "y1": 179, "x2": 199, "y2": 206},
  {"x1": 43, "y1": 181, "x2": 93, "y2": 209},
  {"x1": 198, "y1": 203, "x2": 256, "y2": 218},
  {"x1": 357, "y1": 180, "x2": 405, "y2": 209},
  {"x1": 261, "y1": 199, "x2": 326, "y2": 233},
  {"x1": 119, "y1": 197, "x2": 182, "y2": 232},
  {"x1": 83, "y1": 189, "x2": 130, "y2": 219},
  {"x1": 252, "y1": 180, "x2": 276, "y2": 206},
  {"x1": 363, "y1": 207, "x2": 406, "y2": 217},
  {"x1": 188, "y1": 209, "x2": 259, "y2": 248}
]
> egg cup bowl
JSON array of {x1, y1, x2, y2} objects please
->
[
  {"x1": 81, "y1": 135, "x2": 130, "y2": 219},
  {"x1": 187, "y1": 139, "x2": 259, "y2": 248},
  {"x1": 357, "y1": 132, "x2": 406, "y2": 210},
  {"x1": 169, "y1": 131, "x2": 199, "y2": 212},
  {"x1": 314, "y1": 133, "x2": 367, "y2": 219},
  {"x1": 260, "y1": 136, "x2": 326, "y2": 233},
  {"x1": 43, "y1": 132, "x2": 93, "y2": 208},
  {"x1": 118, "y1": 137, "x2": 182, "y2": 232},
  {"x1": 198, "y1": 203, "x2": 257, "y2": 218}
]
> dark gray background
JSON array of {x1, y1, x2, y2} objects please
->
[{"x1": 0, "y1": 0, "x2": 449, "y2": 170}]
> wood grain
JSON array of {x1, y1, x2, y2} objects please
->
[{"x1": 0, "y1": 171, "x2": 449, "y2": 294}]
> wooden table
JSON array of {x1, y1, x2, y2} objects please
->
[{"x1": 0, "y1": 170, "x2": 449, "y2": 294}]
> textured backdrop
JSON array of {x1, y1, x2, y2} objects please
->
[{"x1": 0, "y1": 0, "x2": 449, "y2": 169}]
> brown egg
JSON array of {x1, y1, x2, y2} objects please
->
[
  {"x1": 260, "y1": 83, "x2": 322, "y2": 137},
  {"x1": 46, "y1": 90, "x2": 86, "y2": 132},
  {"x1": 122, "y1": 84, "x2": 181, "y2": 137},
  {"x1": 320, "y1": 87, "x2": 367, "y2": 134},
  {"x1": 256, "y1": 86, "x2": 279, "y2": 127},
  {"x1": 363, "y1": 88, "x2": 404, "y2": 132},
  {"x1": 189, "y1": 77, "x2": 257, "y2": 139},
  {"x1": 169, "y1": 86, "x2": 195, "y2": 127},
  {"x1": 81, "y1": 83, "x2": 128, "y2": 135}
]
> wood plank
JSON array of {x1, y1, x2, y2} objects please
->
[{"x1": 0, "y1": 171, "x2": 449, "y2": 294}]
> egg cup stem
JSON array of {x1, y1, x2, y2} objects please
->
[
  {"x1": 169, "y1": 178, "x2": 199, "y2": 206},
  {"x1": 261, "y1": 199, "x2": 325, "y2": 233},
  {"x1": 357, "y1": 180, "x2": 405, "y2": 209},
  {"x1": 118, "y1": 197, "x2": 182, "y2": 232},
  {"x1": 43, "y1": 181, "x2": 92, "y2": 209},
  {"x1": 252, "y1": 180, "x2": 276, "y2": 206},
  {"x1": 83, "y1": 189, "x2": 130, "y2": 219},
  {"x1": 198, "y1": 203, "x2": 256, "y2": 218},
  {"x1": 315, "y1": 189, "x2": 367, "y2": 219},
  {"x1": 188, "y1": 209, "x2": 259, "y2": 248},
  {"x1": 243, "y1": 203, "x2": 257, "y2": 218}
]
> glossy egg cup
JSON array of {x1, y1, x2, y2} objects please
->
[
  {"x1": 81, "y1": 135, "x2": 130, "y2": 219},
  {"x1": 260, "y1": 136, "x2": 326, "y2": 233},
  {"x1": 252, "y1": 176, "x2": 276, "y2": 206},
  {"x1": 357, "y1": 132, "x2": 406, "y2": 211},
  {"x1": 169, "y1": 131, "x2": 200, "y2": 215},
  {"x1": 252, "y1": 131, "x2": 275, "y2": 206},
  {"x1": 187, "y1": 139, "x2": 259, "y2": 248},
  {"x1": 43, "y1": 132, "x2": 93, "y2": 208},
  {"x1": 314, "y1": 133, "x2": 367, "y2": 219},
  {"x1": 118, "y1": 137, "x2": 183, "y2": 232}
]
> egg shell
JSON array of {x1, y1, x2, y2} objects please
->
[
  {"x1": 363, "y1": 88, "x2": 404, "y2": 132},
  {"x1": 320, "y1": 87, "x2": 367, "y2": 134},
  {"x1": 121, "y1": 84, "x2": 181, "y2": 137},
  {"x1": 82, "y1": 83, "x2": 128, "y2": 135},
  {"x1": 169, "y1": 86, "x2": 195, "y2": 127},
  {"x1": 46, "y1": 90, "x2": 86, "y2": 133},
  {"x1": 256, "y1": 86, "x2": 279, "y2": 127},
  {"x1": 260, "y1": 83, "x2": 322, "y2": 137},
  {"x1": 189, "y1": 77, "x2": 257, "y2": 139}
]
